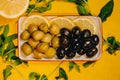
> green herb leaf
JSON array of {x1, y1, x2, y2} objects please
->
[
  {"x1": 0, "y1": 26, "x2": 3, "y2": 31},
  {"x1": 26, "y1": 4, "x2": 35, "y2": 14},
  {"x1": 34, "y1": 6, "x2": 47, "y2": 13},
  {"x1": 56, "y1": 67, "x2": 68, "y2": 80},
  {"x1": 22, "y1": 61, "x2": 28, "y2": 66},
  {"x1": 41, "y1": 74, "x2": 48, "y2": 80},
  {"x1": 29, "y1": 72, "x2": 40, "y2": 80},
  {"x1": 77, "y1": 5, "x2": 91, "y2": 15},
  {"x1": 98, "y1": 0, "x2": 114, "y2": 22},
  {"x1": 5, "y1": 34, "x2": 17, "y2": 43},
  {"x1": 3, "y1": 65, "x2": 12, "y2": 80},
  {"x1": 3, "y1": 24, "x2": 9, "y2": 38},
  {"x1": 69, "y1": 61, "x2": 80, "y2": 72},
  {"x1": 106, "y1": 36, "x2": 120, "y2": 54},
  {"x1": 83, "y1": 61, "x2": 95, "y2": 68},
  {"x1": 37, "y1": 0, "x2": 42, "y2": 2}
]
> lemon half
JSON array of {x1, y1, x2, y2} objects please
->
[{"x1": 0, "y1": 0, "x2": 29, "y2": 18}]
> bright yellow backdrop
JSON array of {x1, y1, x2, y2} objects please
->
[{"x1": 0, "y1": 0, "x2": 120, "y2": 80}]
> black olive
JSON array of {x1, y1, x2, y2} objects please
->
[
  {"x1": 59, "y1": 36, "x2": 70, "y2": 48},
  {"x1": 81, "y1": 29, "x2": 91, "y2": 38},
  {"x1": 82, "y1": 38, "x2": 94, "y2": 50},
  {"x1": 91, "y1": 35, "x2": 99, "y2": 45},
  {"x1": 86, "y1": 47, "x2": 98, "y2": 58},
  {"x1": 56, "y1": 47, "x2": 66, "y2": 59},
  {"x1": 60, "y1": 28, "x2": 71, "y2": 37},
  {"x1": 77, "y1": 48, "x2": 86, "y2": 55},
  {"x1": 72, "y1": 26, "x2": 81, "y2": 37},
  {"x1": 71, "y1": 42, "x2": 80, "y2": 52},
  {"x1": 66, "y1": 49, "x2": 76, "y2": 59}
]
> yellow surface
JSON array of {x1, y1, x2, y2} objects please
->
[{"x1": 0, "y1": 0, "x2": 120, "y2": 80}]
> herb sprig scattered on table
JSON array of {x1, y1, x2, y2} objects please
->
[
  {"x1": 26, "y1": 0, "x2": 54, "y2": 15},
  {"x1": 0, "y1": 25, "x2": 28, "y2": 80}
]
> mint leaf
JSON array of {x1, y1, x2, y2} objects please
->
[
  {"x1": 99, "y1": 0, "x2": 114, "y2": 22},
  {"x1": 34, "y1": 6, "x2": 47, "y2": 13},
  {"x1": 41, "y1": 74, "x2": 48, "y2": 80},
  {"x1": 56, "y1": 67, "x2": 68, "y2": 80},
  {"x1": 29, "y1": 72, "x2": 40, "y2": 80},
  {"x1": 106, "y1": 36, "x2": 120, "y2": 54},
  {"x1": 77, "y1": 5, "x2": 91, "y2": 15},
  {"x1": 0, "y1": 26, "x2": 3, "y2": 31},
  {"x1": 5, "y1": 34, "x2": 17, "y2": 43},
  {"x1": 69, "y1": 61, "x2": 80, "y2": 72},
  {"x1": 26, "y1": 4, "x2": 35, "y2": 14},
  {"x1": 83, "y1": 61, "x2": 95, "y2": 68},
  {"x1": 3, "y1": 24, "x2": 9, "y2": 38},
  {"x1": 37, "y1": 0, "x2": 42, "y2": 2},
  {"x1": 3, "y1": 65, "x2": 12, "y2": 80}
]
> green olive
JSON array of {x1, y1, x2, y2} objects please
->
[
  {"x1": 28, "y1": 38, "x2": 39, "y2": 48},
  {"x1": 39, "y1": 23, "x2": 49, "y2": 33},
  {"x1": 32, "y1": 30, "x2": 44, "y2": 41},
  {"x1": 21, "y1": 43, "x2": 32, "y2": 56},
  {"x1": 41, "y1": 33, "x2": 52, "y2": 43},
  {"x1": 36, "y1": 43, "x2": 49, "y2": 53},
  {"x1": 28, "y1": 24, "x2": 38, "y2": 33},
  {"x1": 33, "y1": 49, "x2": 44, "y2": 59},
  {"x1": 45, "y1": 47, "x2": 56, "y2": 58},
  {"x1": 50, "y1": 24, "x2": 60, "y2": 35},
  {"x1": 20, "y1": 30, "x2": 30, "y2": 40},
  {"x1": 51, "y1": 36, "x2": 59, "y2": 48}
]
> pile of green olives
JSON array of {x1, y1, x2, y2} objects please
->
[
  {"x1": 20, "y1": 23, "x2": 60, "y2": 59},
  {"x1": 56, "y1": 26, "x2": 99, "y2": 59}
]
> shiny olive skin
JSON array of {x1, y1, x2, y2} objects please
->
[
  {"x1": 51, "y1": 36, "x2": 60, "y2": 48},
  {"x1": 56, "y1": 47, "x2": 66, "y2": 59},
  {"x1": 41, "y1": 33, "x2": 52, "y2": 43},
  {"x1": 33, "y1": 49, "x2": 44, "y2": 59},
  {"x1": 82, "y1": 38, "x2": 94, "y2": 50},
  {"x1": 81, "y1": 29, "x2": 91, "y2": 38},
  {"x1": 91, "y1": 35, "x2": 99, "y2": 45},
  {"x1": 77, "y1": 48, "x2": 86, "y2": 55},
  {"x1": 86, "y1": 47, "x2": 98, "y2": 58},
  {"x1": 72, "y1": 26, "x2": 81, "y2": 37},
  {"x1": 20, "y1": 30, "x2": 30, "y2": 40},
  {"x1": 59, "y1": 36, "x2": 70, "y2": 48},
  {"x1": 70, "y1": 42, "x2": 80, "y2": 52},
  {"x1": 66, "y1": 50, "x2": 76, "y2": 59},
  {"x1": 21, "y1": 43, "x2": 32, "y2": 56},
  {"x1": 36, "y1": 43, "x2": 49, "y2": 53},
  {"x1": 60, "y1": 28, "x2": 71, "y2": 37},
  {"x1": 50, "y1": 24, "x2": 60, "y2": 35},
  {"x1": 28, "y1": 38, "x2": 39, "y2": 48},
  {"x1": 45, "y1": 47, "x2": 56, "y2": 58},
  {"x1": 28, "y1": 24, "x2": 38, "y2": 33},
  {"x1": 32, "y1": 30, "x2": 44, "y2": 41},
  {"x1": 39, "y1": 23, "x2": 49, "y2": 33}
]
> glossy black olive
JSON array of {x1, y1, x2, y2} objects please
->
[
  {"x1": 60, "y1": 28, "x2": 71, "y2": 37},
  {"x1": 56, "y1": 47, "x2": 66, "y2": 59},
  {"x1": 82, "y1": 38, "x2": 94, "y2": 50},
  {"x1": 59, "y1": 36, "x2": 70, "y2": 48},
  {"x1": 81, "y1": 29, "x2": 91, "y2": 38},
  {"x1": 91, "y1": 35, "x2": 99, "y2": 45},
  {"x1": 71, "y1": 42, "x2": 80, "y2": 52},
  {"x1": 66, "y1": 50, "x2": 76, "y2": 59},
  {"x1": 77, "y1": 48, "x2": 86, "y2": 55},
  {"x1": 72, "y1": 26, "x2": 81, "y2": 37},
  {"x1": 86, "y1": 47, "x2": 98, "y2": 58}
]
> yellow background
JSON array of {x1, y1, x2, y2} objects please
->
[{"x1": 0, "y1": 0, "x2": 120, "y2": 80}]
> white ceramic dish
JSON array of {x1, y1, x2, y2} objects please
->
[{"x1": 18, "y1": 15, "x2": 102, "y2": 61}]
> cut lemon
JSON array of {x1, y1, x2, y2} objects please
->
[
  {"x1": 50, "y1": 17, "x2": 75, "y2": 30},
  {"x1": 0, "y1": 0, "x2": 29, "y2": 18},
  {"x1": 21, "y1": 15, "x2": 50, "y2": 30},
  {"x1": 73, "y1": 18, "x2": 95, "y2": 33}
]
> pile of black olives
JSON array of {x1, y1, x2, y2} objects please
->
[{"x1": 56, "y1": 26, "x2": 99, "y2": 59}]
